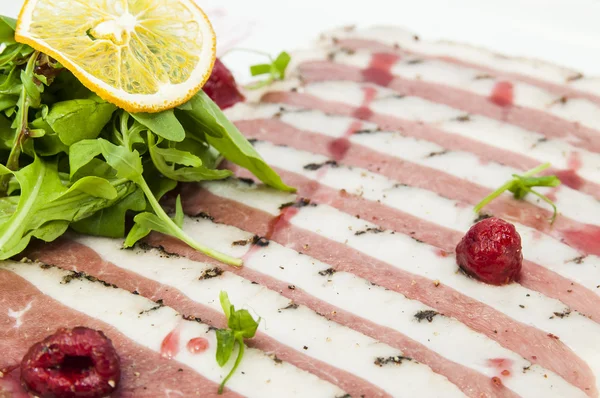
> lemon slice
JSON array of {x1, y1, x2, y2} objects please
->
[{"x1": 15, "y1": 0, "x2": 216, "y2": 113}]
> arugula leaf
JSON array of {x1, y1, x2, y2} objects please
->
[
  {"x1": 215, "y1": 291, "x2": 260, "y2": 394},
  {"x1": 69, "y1": 139, "x2": 102, "y2": 177},
  {"x1": 474, "y1": 163, "x2": 561, "y2": 224},
  {"x1": 147, "y1": 132, "x2": 232, "y2": 182},
  {"x1": 72, "y1": 188, "x2": 145, "y2": 238},
  {"x1": 173, "y1": 195, "x2": 184, "y2": 229},
  {"x1": 0, "y1": 156, "x2": 65, "y2": 258},
  {"x1": 177, "y1": 92, "x2": 294, "y2": 192},
  {"x1": 131, "y1": 110, "x2": 185, "y2": 142},
  {"x1": 0, "y1": 16, "x2": 16, "y2": 45},
  {"x1": 0, "y1": 16, "x2": 17, "y2": 31},
  {"x1": 46, "y1": 98, "x2": 117, "y2": 146},
  {"x1": 247, "y1": 51, "x2": 291, "y2": 90}
]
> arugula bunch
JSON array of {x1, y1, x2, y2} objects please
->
[
  {"x1": 216, "y1": 291, "x2": 260, "y2": 394},
  {"x1": 0, "y1": 16, "x2": 294, "y2": 264}
]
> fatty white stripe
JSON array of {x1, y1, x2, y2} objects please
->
[
  {"x1": 229, "y1": 105, "x2": 600, "y2": 291},
  {"x1": 311, "y1": 47, "x2": 600, "y2": 135},
  {"x1": 178, "y1": 212, "x2": 585, "y2": 398},
  {"x1": 202, "y1": 178, "x2": 600, "y2": 388},
  {"x1": 76, "y1": 236, "x2": 466, "y2": 398},
  {"x1": 247, "y1": 140, "x2": 600, "y2": 293},
  {"x1": 289, "y1": 80, "x2": 600, "y2": 185},
  {"x1": 319, "y1": 26, "x2": 582, "y2": 87},
  {"x1": 3, "y1": 261, "x2": 344, "y2": 398}
]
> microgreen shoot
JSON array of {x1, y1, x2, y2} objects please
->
[
  {"x1": 223, "y1": 48, "x2": 291, "y2": 90},
  {"x1": 215, "y1": 291, "x2": 260, "y2": 394},
  {"x1": 474, "y1": 163, "x2": 561, "y2": 224}
]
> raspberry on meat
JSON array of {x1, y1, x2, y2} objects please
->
[
  {"x1": 203, "y1": 58, "x2": 245, "y2": 110},
  {"x1": 455, "y1": 217, "x2": 523, "y2": 285},
  {"x1": 20, "y1": 327, "x2": 121, "y2": 398}
]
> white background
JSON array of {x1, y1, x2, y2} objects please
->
[{"x1": 5, "y1": 0, "x2": 600, "y2": 80}]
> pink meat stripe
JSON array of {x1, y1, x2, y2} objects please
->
[{"x1": 3, "y1": 26, "x2": 600, "y2": 398}]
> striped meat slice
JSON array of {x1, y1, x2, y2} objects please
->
[{"x1": 4, "y1": 26, "x2": 600, "y2": 398}]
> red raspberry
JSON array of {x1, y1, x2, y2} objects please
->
[
  {"x1": 203, "y1": 58, "x2": 245, "y2": 109},
  {"x1": 455, "y1": 217, "x2": 522, "y2": 285},
  {"x1": 20, "y1": 327, "x2": 121, "y2": 398}
]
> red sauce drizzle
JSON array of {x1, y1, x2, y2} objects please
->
[
  {"x1": 489, "y1": 81, "x2": 514, "y2": 107},
  {"x1": 562, "y1": 226, "x2": 600, "y2": 256},
  {"x1": 160, "y1": 328, "x2": 181, "y2": 359},
  {"x1": 186, "y1": 337, "x2": 209, "y2": 354},
  {"x1": 351, "y1": 86, "x2": 378, "y2": 121},
  {"x1": 362, "y1": 53, "x2": 400, "y2": 87},
  {"x1": 265, "y1": 207, "x2": 301, "y2": 240},
  {"x1": 434, "y1": 249, "x2": 450, "y2": 258},
  {"x1": 487, "y1": 358, "x2": 513, "y2": 379},
  {"x1": 554, "y1": 151, "x2": 584, "y2": 190},
  {"x1": 329, "y1": 120, "x2": 364, "y2": 161},
  {"x1": 554, "y1": 169, "x2": 583, "y2": 190}
]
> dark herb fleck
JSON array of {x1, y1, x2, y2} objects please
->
[
  {"x1": 354, "y1": 227, "x2": 384, "y2": 236},
  {"x1": 238, "y1": 177, "x2": 255, "y2": 185},
  {"x1": 456, "y1": 114, "x2": 471, "y2": 122},
  {"x1": 567, "y1": 255, "x2": 586, "y2": 264},
  {"x1": 252, "y1": 235, "x2": 269, "y2": 247},
  {"x1": 407, "y1": 59, "x2": 424, "y2": 65},
  {"x1": 552, "y1": 309, "x2": 571, "y2": 319},
  {"x1": 183, "y1": 315, "x2": 203, "y2": 323},
  {"x1": 303, "y1": 160, "x2": 338, "y2": 171},
  {"x1": 426, "y1": 150, "x2": 449, "y2": 158},
  {"x1": 140, "y1": 299, "x2": 164, "y2": 315},
  {"x1": 232, "y1": 239, "x2": 250, "y2": 246},
  {"x1": 199, "y1": 267, "x2": 224, "y2": 280},
  {"x1": 414, "y1": 310, "x2": 439, "y2": 323},
  {"x1": 195, "y1": 212, "x2": 214, "y2": 221},
  {"x1": 318, "y1": 268, "x2": 336, "y2": 277},
  {"x1": 374, "y1": 355, "x2": 412, "y2": 367}
]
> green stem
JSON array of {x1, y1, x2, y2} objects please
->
[
  {"x1": 0, "y1": 52, "x2": 39, "y2": 196},
  {"x1": 473, "y1": 180, "x2": 514, "y2": 214},
  {"x1": 136, "y1": 177, "x2": 242, "y2": 266},
  {"x1": 522, "y1": 162, "x2": 551, "y2": 178},
  {"x1": 218, "y1": 339, "x2": 245, "y2": 394},
  {"x1": 527, "y1": 188, "x2": 558, "y2": 224}
]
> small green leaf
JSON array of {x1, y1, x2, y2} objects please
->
[
  {"x1": 67, "y1": 176, "x2": 118, "y2": 199},
  {"x1": 131, "y1": 110, "x2": 185, "y2": 142},
  {"x1": 151, "y1": 145, "x2": 203, "y2": 167},
  {"x1": 33, "y1": 220, "x2": 70, "y2": 242},
  {"x1": 0, "y1": 157, "x2": 66, "y2": 259},
  {"x1": 0, "y1": 16, "x2": 16, "y2": 30},
  {"x1": 98, "y1": 139, "x2": 143, "y2": 182},
  {"x1": 0, "y1": 16, "x2": 16, "y2": 44},
  {"x1": 215, "y1": 329, "x2": 235, "y2": 367},
  {"x1": 249, "y1": 63, "x2": 272, "y2": 76},
  {"x1": 69, "y1": 139, "x2": 102, "y2": 177},
  {"x1": 46, "y1": 98, "x2": 117, "y2": 146},
  {"x1": 174, "y1": 195, "x2": 184, "y2": 229},
  {"x1": 148, "y1": 132, "x2": 232, "y2": 182},
  {"x1": 229, "y1": 309, "x2": 260, "y2": 339},
  {"x1": 273, "y1": 51, "x2": 291, "y2": 79},
  {"x1": 123, "y1": 221, "x2": 152, "y2": 247},
  {"x1": 73, "y1": 188, "x2": 146, "y2": 238}
]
